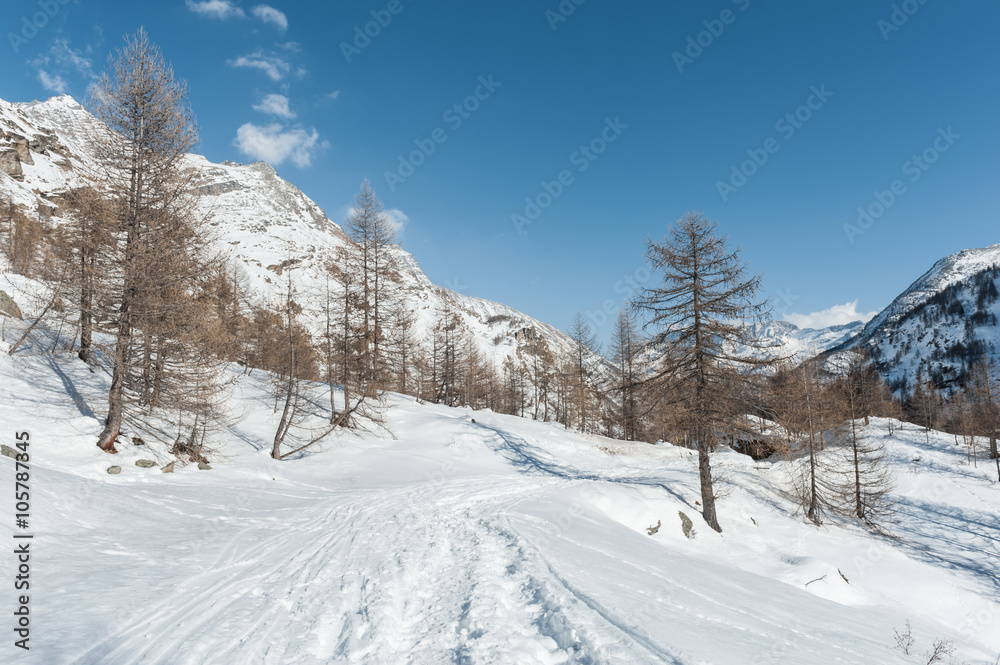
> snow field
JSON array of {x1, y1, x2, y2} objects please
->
[{"x1": 0, "y1": 332, "x2": 998, "y2": 663}]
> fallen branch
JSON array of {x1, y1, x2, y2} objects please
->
[
  {"x1": 8, "y1": 282, "x2": 64, "y2": 356},
  {"x1": 804, "y1": 574, "x2": 827, "y2": 587},
  {"x1": 277, "y1": 394, "x2": 367, "y2": 460}
]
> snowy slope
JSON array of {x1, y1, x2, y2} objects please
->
[
  {"x1": 861, "y1": 245, "x2": 1000, "y2": 336},
  {"x1": 0, "y1": 94, "x2": 601, "y2": 379},
  {"x1": 1, "y1": 313, "x2": 999, "y2": 664},
  {"x1": 838, "y1": 245, "x2": 1000, "y2": 391}
]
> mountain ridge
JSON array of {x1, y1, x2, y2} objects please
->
[{"x1": 0, "y1": 93, "x2": 603, "y2": 382}]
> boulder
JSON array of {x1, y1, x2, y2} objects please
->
[
  {"x1": 678, "y1": 511, "x2": 695, "y2": 539},
  {"x1": 1, "y1": 444, "x2": 21, "y2": 460},
  {"x1": 0, "y1": 150, "x2": 23, "y2": 180},
  {"x1": 197, "y1": 462, "x2": 212, "y2": 470},
  {"x1": 135, "y1": 459, "x2": 157, "y2": 468},
  {"x1": 161, "y1": 461, "x2": 175, "y2": 473},
  {"x1": 107, "y1": 466, "x2": 122, "y2": 475},
  {"x1": 14, "y1": 140, "x2": 33, "y2": 166},
  {"x1": 0, "y1": 289, "x2": 23, "y2": 319}
]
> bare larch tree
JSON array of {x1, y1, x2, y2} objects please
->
[
  {"x1": 89, "y1": 28, "x2": 198, "y2": 452},
  {"x1": 635, "y1": 212, "x2": 775, "y2": 532}
]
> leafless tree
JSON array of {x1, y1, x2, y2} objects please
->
[
  {"x1": 609, "y1": 307, "x2": 643, "y2": 441},
  {"x1": 968, "y1": 357, "x2": 1000, "y2": 481},
  {"x1": 56, "y1": 187, "x2": 115, "y2": 363},
  {"x1": 634, "y1": 212, "x2": 776, "y2": 532},
  {"x1": 345, "y1": 180, "x2": 398, "y2": 395},
  {"x1": 833, "y1": 353, "x2": 896, "y2": 526},
  {"x1": 88, "y1": 28, "x2": 199, "y2": 453},
  {"x1": 568, "y1": 313, "x2": 599, "y2": 432}
]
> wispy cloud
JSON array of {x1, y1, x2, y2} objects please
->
[
  {"x1": 186, "y1": 0, "x2": 245, "y2": 19},
  {"x1": 252, "y1": 93, "x2": 295, "y2": 119},
  {"x1": 228, "y1": 51, "x2": 292, "y2": 81},
  {"x1": 783, "y1": 300, "x2": 878, "y2": 330},
  {"x1": 252, "y1": 5, "x2": 288, "y2": 31},
  {"x1": 29, "y1": 39, "x2": 96, "y2": 95},
  {"x1": 234, "y1": 122, "x2": 326, "y2": 168},
  {"x1": 385, "y1": 209, "x2": 408, "y2": 237},
  {"x1": 326, "y1": 90, "x2": 341, "y2": 100},
  {"x1": 37, "y1": 70, "x2": 69, "y2": 94},
  {"x1": 50, "y1": 39, "x2": 95, "y2": 77}
]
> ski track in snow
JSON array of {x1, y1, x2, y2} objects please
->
[
  {"x1": 66, "y1": 477, "x2": 674, "y2": 665},
  {"x1": 1, "y1": 346, "x2": 998, "y2": 665}
]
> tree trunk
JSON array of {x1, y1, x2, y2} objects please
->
[
  {"x1": 272, "y1": 376, "x2": 294, "y2": 460},
  {"x1": 805, "y1": 383, "x2": 819, "y2": 523},
  {"x1": 78, "y1": 253, "x2": 92, "y2": 363},
  {"x1": 851, "y1": 418, "x2": 863, "y2": 520},
  {"x1": 97, "y1": 315, "x2": 130, "y2": 453},
  {"x1": 272, "y1": 306, "x2": 296, "y2": 460},
  {"x1": 698, "y1": 435, "x2": 721, "y2": 532}
]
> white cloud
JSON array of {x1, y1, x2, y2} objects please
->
[
  {"x1": 252, "y1": 94, "x2": 295, "y2": 119},
  {"x1": 234, "y1": 122, "x2": 325, "y2": 168},
  {"x1": 186, "y1": 0, "x2": 245, "y2": 19},
  {"x1": 326, "y1": 90, "x2": 341, "y2": 100},
  {"x1": 385, "y1": 209, "x2": 408, "y2": 237},
  {"x1": 49, "y1": 39, "x2": 94, "y2": 77},
  {"x1": 252, "y1": 5, "x2": 288, "y2": 31},
  {"x1": 228, "y1": 51, "x2": 291, "y2": 81},
  {"x1": 29, "y1": 39, "x2": 96, "y2": 96},
  {"x1": 782, "y1": 300, "x2": 879, "y2": 330},
  {"x1": 37, "y1": 70, "x2": 68, "y2": 94}
]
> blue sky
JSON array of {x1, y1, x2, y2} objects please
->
[{"x1": 4, "y1": 0, "x2": 1000, "y2": 343}]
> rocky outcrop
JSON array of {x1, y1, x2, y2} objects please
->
[
  {"x1": 0, "y1": 150, "x2": 23, "y2": 180},
  {"x1": 29, "y1": 132, "x2": 65, "y2": 157}
]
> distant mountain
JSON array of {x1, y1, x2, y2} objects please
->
[
  {"x1": 835, "y1": 245, "x2": 1000, "y2": 393},
  {"x1": 743, "y1": 319, "x2": 864, "y2": 363},
  {"x1": 0, "y1": 95, "x2": 604, "y2": 382}
]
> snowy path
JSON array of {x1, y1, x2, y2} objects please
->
[
  {"x1": 2, "y1": 355, "x2": 998, "y2": 664},
  {"x1": 64, "y1": 475, "x2": 677, "y2": 665}
]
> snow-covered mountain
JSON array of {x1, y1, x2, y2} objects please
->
[
  {"x1": 837, "y1": 244, "x2": 1000, "y2": 392},
  {"x1": 0, "y1": 94, "x2": 598, "y2": 377},
  {"x1": 739, "y1": 319, "x2": 864, "y2": 364}
]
